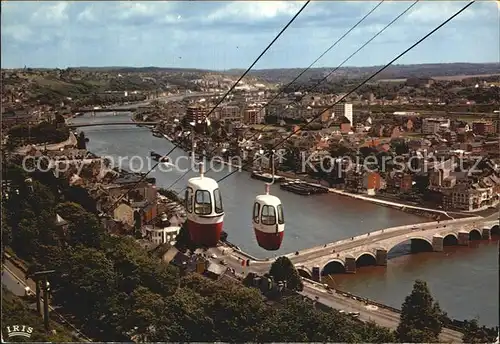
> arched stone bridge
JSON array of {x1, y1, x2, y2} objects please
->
[{"x1": 287, "y1": 217, "x2": 499, "y2": 280}]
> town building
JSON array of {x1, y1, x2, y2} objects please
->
[
  {"x1": 441, "y1": 182, "x2": 496, "y2": 211},
  {"x1": 472, "y1": 121, "x2": 496, "y2": 135},
  {"x1": 185, "y1": 105, "x2": 208, "y2": 123},
  {"x1": 422, "y1": 118, "x2": 450, "y2": 134},
  {"x1": 217, "y1": 105, "x2": 242, "y2": 122},
  {"x1": 363, "y1": 172, "x2": 383, "y2": 195},
  {"x1": 243, "y1": 108, "x2": 264, "y2": 125},
  {"x1": 333, "y1": 103, "x2": 353, "y2": 125},
  {"x1": 386, "y1": 172, "x2": 413, "y2": 193},
  {"x1": 143, "y1": 224, "x2": 181, "y2": 246}
]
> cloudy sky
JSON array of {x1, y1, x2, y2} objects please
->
[{"x1": 1, "y1": 1, "x2": 499, "y2": 69}]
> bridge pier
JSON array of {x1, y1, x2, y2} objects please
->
[
  {"x1": 375, "y1": 249, "x2": 387, "y2": 266},
  {"x1": 345, "y1": 256, "x2": 356, "y2": 274},
  {"x1": 482, "y1": 228, "x2": 491, "y2": 240},
  {"x1": 312, "y1": 266, "x2": 321, "y2": 282},
  {"x1": 432, "y1": 234, "x2": 444, "y2": 252},
  {"x1": 458, "y1": 231, "x2": 469, "y2": 246}
]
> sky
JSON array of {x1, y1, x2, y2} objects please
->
[{"x1": 1, "y1": 1, "x2": 499, "y2": 70}]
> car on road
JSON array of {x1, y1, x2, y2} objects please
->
[
  {"x1": 339, "y1": 310, "x2": 346, "y2": 314},
  {"x1": 348, "y1": 311, "x2": 360, "y2": 318},
  {"x1": 219, "y1": 259, "x2": 226, "y2": 265},
  {"x1": 211, "y1": 253, "x2": 217, "y2": 259}
]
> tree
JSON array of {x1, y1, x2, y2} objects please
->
[
  {"x1": 462, "y1": 319, "x2": 498, "y2": 344},
  {"x1": 55, "y1": 113, "x2": 65, "y2": 124},
  {"x1": 396, "y1": 280, "x2": 443, "y2": 343},
  {"x1": 56, "y1": 202, "x2": 103, "y2": 248},
  {"x1": 77, "y1": 131, "x2": 87, "y2": 149},
  {"x1": 268, "y1": 256, "x2": 303, "y2": 291},
  {"x1": 329, "y1": 142, "x2": 351, "y2": 158},
  {"x1": 282, "y1": 147, "x2": 300, "y2": 172},
  {"x1": 393, "y1": 141, "x2": 409, "y2": 155}
]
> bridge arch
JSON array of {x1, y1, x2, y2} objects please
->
[
  {"x1": 469, "y1": 229, "x2": 482, "y2": 241},
  {"x1": 355, "y1": 252, "x2": 377, "y2": 267},
  {"x1": 296, "y1": 266, "x2": 313, "y2": 279},
  {"x1": 387, "y1": 236, "x2": 433, "y2": 257},
  {"x1": 321, "y1": 259, "x2": 345, "y2": 275},
  {"x1": 491, "y1": 225, "x2": 499, "y2": 236},
  {"x1": 443, "y1": 233, "x2": 458, "y2": 246}
]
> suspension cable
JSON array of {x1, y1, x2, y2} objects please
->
[
  {"x1": 169, "y1": 0, "x2": 418, "y2": 191},
  {"x1": 216, "y1": 1, "x2": 476, "y2": 186},
  {"x1": 103, "y1": 1, "x2": 310, "y2": 214},
  {"x1": 165, "y1": 0, "x2": 385, "y2": 190}
]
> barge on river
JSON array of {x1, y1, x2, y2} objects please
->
[
  {"x1": 251, "y1": 171, "x2": 285, "y2": 183},
  {"x1": 280, "y1": 180, "x2": 329, "y2": 196},
  {"x1": 150, "y1": 151, "x2": 170, "y2": 163}
]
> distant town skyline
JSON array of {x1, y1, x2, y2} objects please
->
[{"x1": 1, "y1": 1, "x2": 499, "y2": 69}]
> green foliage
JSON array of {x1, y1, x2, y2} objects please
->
[
  {"x1": 55, "y1": 202, "x2": 104, "y2": 248},
  {"x1": 396, "y1": 280, "x2": 443, "y2": 343},
  {"x1": 462, "y1": 319, "x2": 499, "y2": 343},
  {"x1": 1, "y1": 286, "x2": 75, "y2": 342},
  {"x1": 8, "y1": 121, "x2": 69, "y2": 145},
  {"x1": 76, "y1": 132, "x2": 87, "y2": 150},
  {"x1": 269, "y1": 256, "x2": 304, "y2": 291},
  {"x1": 55, "y1": 113, "x2": 65, "y2": 124}
]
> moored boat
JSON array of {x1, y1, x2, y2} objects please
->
[{"x1": 251, "y1": 171, "x2": 285, "y2": 183}]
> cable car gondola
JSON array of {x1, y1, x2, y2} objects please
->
[
  {"x1": 185, "y1": 162, "x2": 224, "y2": 247},
  {"x1": 252, "y1": 151, "x2": 285, "y2": 251}
]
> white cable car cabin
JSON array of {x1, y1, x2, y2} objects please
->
[
  {"x1": 185, "y1": 163, "x2": 224, "y2": 248},
  {"x1": 252, "y1": 184, "x2": 285, "y2": 251}
]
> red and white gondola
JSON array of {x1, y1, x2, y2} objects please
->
[
  {"x1": 185, "y1": 162, "x2": 224, "y2": 247},
  {"x1": 252, "y1": 151, "x2": 285, "y2": 251}
]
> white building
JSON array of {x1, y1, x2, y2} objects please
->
[
  {"x1": 143, "y1": 225, "x2": 181, "y2": 246},
  {"x1": 141, "y1": 213, "x2": 181, "y2": 245},
  {"x1": 333, "y1": 103, "x2": 353, "y2": 125},
  {"x1": 422, "y1": 118, "x2": 450, "y2": 134}
]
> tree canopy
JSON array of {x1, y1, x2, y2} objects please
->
[
  {"x1": 462, "y1": 319, "x2": 499, "y2": 343},
  {"x1": 269, "y1": 256, "x2": 304, "y2": 291},
  {"x1": 396, "y1": 280, "x2": 444, "y2": 342}
]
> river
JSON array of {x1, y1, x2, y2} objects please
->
[{"x1": 71, "y1": 112, "x2": 499, "y2": 327}]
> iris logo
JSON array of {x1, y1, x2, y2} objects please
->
[{"x1": 4, "y1": 325, "x2": 33, "y2": 339}]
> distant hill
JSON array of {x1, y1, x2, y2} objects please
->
[
  {"x1": 9, "y1": 62, "x2": 499, "y2": 84},
  {"x1": 230, "y1": 63, "x2": 500, "y2": 83},
  {"x1": 76, "y1": 66, "x2": 214, "y2": 74},
  {"x1": 78, "y1": 63, "x2": 499, "y2": 83}
]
